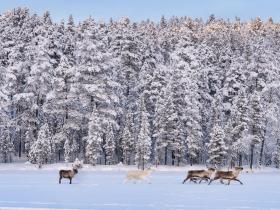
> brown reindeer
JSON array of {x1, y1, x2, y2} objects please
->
[
  {"x1": 208, "y1": 166, "x2": 243, "y2": 185},
  {"x1": 59, "y1": 168, "x2": 78, "y2": 184},
  {"x1": 182, "y1": 168, "x2": 215, "y2": 184}
]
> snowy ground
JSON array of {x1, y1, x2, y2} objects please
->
[{"x1": 0, "y1": 164, "x2": 280, "y2": 210}]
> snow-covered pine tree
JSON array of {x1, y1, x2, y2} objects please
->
[
  {"x1": 171, "y1": 120, "x2": 186, "y2": 166},
  {"x1": 112, "y1": 17, "x2": 142, "y2": 128},
  {"x1": 121, "y1": 112, "x2": 135, "y2": 165},
  {"x1": 52, "y1": 131, "x2": 67, "y2": 162},
  {"x1": 137, "y1": 34, "x2": 163, "y2": 161},
  {"x1": 76, "y1": 17, "x2": 120, "y2": 147},
  {"x1": 24, "y1": 128, "x2": 36, "y2": 157},
  {"x1": 228, "y1": 89, "x2": 249, "y2": 166},
  {"x1": 46, "y1": 53, "x2": 82, "y2": 162},
  {"x1": 257, "y1": 83, "x2": 280, "y2": 166},
  {"x1": 249, "y1": 92, "x2": 264, "y2": 169},
  {"x1": 29, "y1": 124, "x2": 52, "y2": 167},
  {"x1": 64, "y1": 137, "x2": 71, "y2": 163},
  {"x1": 207, "y1": 124, "x2": 227, "y2": 167},
  {"x1": 169, "y1": 29, "x2": 202, "y2": 165},
  {"x1": 0, "y1": 8, "x2": 40, "y2": 159},
  {"x1": 274, "y1": 139, "x2": 280, "y2": 168},
  {"x1": 185, "y1": 82, "x2": 203, "y2": 166},
  {"x1": 72, "y1": 138, "x2": 79, "y2": 159},
  {"x1": 85, "y1": 106, "x2": 102, "y2": 165},
  {"x1": 186, "y1": 106, "x2": 202, "y2": 166},
  {"x1": 85, "y1": 134, "x2": 102, "y2": 166},
  {"x1": 153, "y1": 81, "x2": 176, "y2": 165},
  {"x1": 103, "y1": 124, "x2": 115, "y2": 165},
  {"x1": 62, "y1": 127, "x2": 80, "y2": 163},
  {"x1": 135, "y1": 98, "x2": 151, "y2": 170},
  {"x1": 0, "y1": 129, "x2": 14, "y2": 163}
]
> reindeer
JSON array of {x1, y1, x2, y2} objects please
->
[
  {"x1": 208, "y1": 166, "x2": 243, "y2": 185},
  {"x1": 124, "y1": 169, "x2": 154, "y2": 183},
  {"x1": 59, "y1": 167, "x2": 78, "y2": 184},
  {"x1": 182, "y1": 168, "x2": 216, "y2": 184}
]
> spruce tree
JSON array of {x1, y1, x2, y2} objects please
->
[
  {"x1": 0, "y1": 129, "x2": 14, "y2": 163},
  {"x1": 121, "y1": 112, "x2": 135, "y2": 165},
  {"x1": 249, "y1": 93, "x2": 264, "y2": 169},
  {"x1": 274, "y1": 140, "x2": 280, "y2": 168},
  {"x1": 207, "y1": 125, "x2": 227, "y2": 167},
  {"x1": 103, "y1": 124, "x2": 115, "y2": 165},
  {"x1": 29, "y1": 124, "x2": 52, "y2": 167},
  {"x1": 85, "y1": 107, "x2": 102, "y2": 165},
  {"x1": 135, "y1": 99, "x2": 151, "y2": 170}
]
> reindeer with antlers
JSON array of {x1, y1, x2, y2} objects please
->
[
  {"x1": 208, "y1": 166, "x2": 243, "y2": 185},
  {"x1": 182, "y1": 167, "x2": 216, "y2": 184},
  {"x1": 59, "y1": 166, "x2": 78, "y2": 184}
]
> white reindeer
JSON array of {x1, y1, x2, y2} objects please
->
[{"x1": 124, "y1": 169, "x2": 154, "y2": 183}]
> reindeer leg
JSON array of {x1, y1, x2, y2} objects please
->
[
  {"x1": 182, "y1": 176, "x2": 190, "y2": 184},
  {"x1": 59, "y1": 176, "x2": 62, "y2": 184},
  {"x1": 201, "y1": 177, "x2": 210, "y2": 184},
  {"x1": 234, "y1": 178, "x2": 243, "y2": 185},
  {"x1": 190, "y1": 177, "x2": 196, "y2": 183},
  {"x1": 208, "y1": 177, "x2": 219, "y2": 185},
  {"x1": 199, "y1": 177, "x2": 206, "y2": 184},
  {"x1": 192, "y1": 177, "x2": 200, "y2": 184},
  {"x1": 227, "y1": 179, "x2": 231, "y2": 185},
  {"x1": 69, "y1": 178, "x2": 72, "y2": 184},
  {"x1": 203, "y1": 178, "x2": 210, "y2": 183}
]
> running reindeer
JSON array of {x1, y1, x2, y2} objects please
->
[
  {"x1": 182, "y1": 168, "x2": 216, "y2": 184},
  {"x1": 208, "y1": 166, "x2": 243, "y2": 185},
  {"x1": 124, "y1": 169, "x2": 154, "y2": 183},
  {"x1": 59, "y1": 167, "x2": 78, "y2": 184}
]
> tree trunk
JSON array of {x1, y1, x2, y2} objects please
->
[
  {"x1": 4, "y1": 154, "x2": 7, "y2": 163},
  {"x1": 238, "y1": 154, "x2": 242, "y2": 166},
  {"x1": 171, "y1": 151, "x2": 175, "y2": 166},
  {"x1": 125, "y1": 151, "x2": 128, "y2": 165},
  {"x1": 259, "y1": 137, "x2": 265, "y2": 166},
  {"x1": 259, "y1": 90, "x2": 272, "y2": 166},
  {"x1": 58, "y1": 150, "x2": 61, "y2": 162},
  {"x1": 250, "y1": 145, "x2": 254, "y2": 169},
  {"x1": 9, "y1": 153, "x2": 12, "y2": 163},
  {"x1": 164, "y1": 147, "x2": 167, "y2": 165},
  {"x1": 18, "y1": 129, "x2": 22, "y2": 158},
  {"x1": 259, "y1": 126, "x2": 267, "y2": 166}
]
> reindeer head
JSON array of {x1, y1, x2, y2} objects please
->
[
  {"x1": 73, "y1": 168, "x2": 78, "y2": 174},
  {"x1": 234, "y1": 166, "x2": 243, "y2": 172},
  {"x1": 207, "y1": 167, "x2": 216, "y2": 172},
  {"x1": 147, "y1": 168, "x2": 156, "y2": 172}
]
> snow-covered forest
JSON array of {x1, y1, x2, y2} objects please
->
[{"x1": 0, "y1": 8, "x2": 280, "y2": 169}]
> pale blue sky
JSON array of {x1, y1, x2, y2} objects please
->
[{"x1": 0, "y1": 0, "x2": 279, "y2": 22}]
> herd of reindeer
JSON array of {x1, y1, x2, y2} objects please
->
[{"x1": 58, "y1": 165, "x2": 244, "y2": 185}]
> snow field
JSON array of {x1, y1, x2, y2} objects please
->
[{"x1": 0, "y1": 165, "x2": 279, "y2": 210}]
